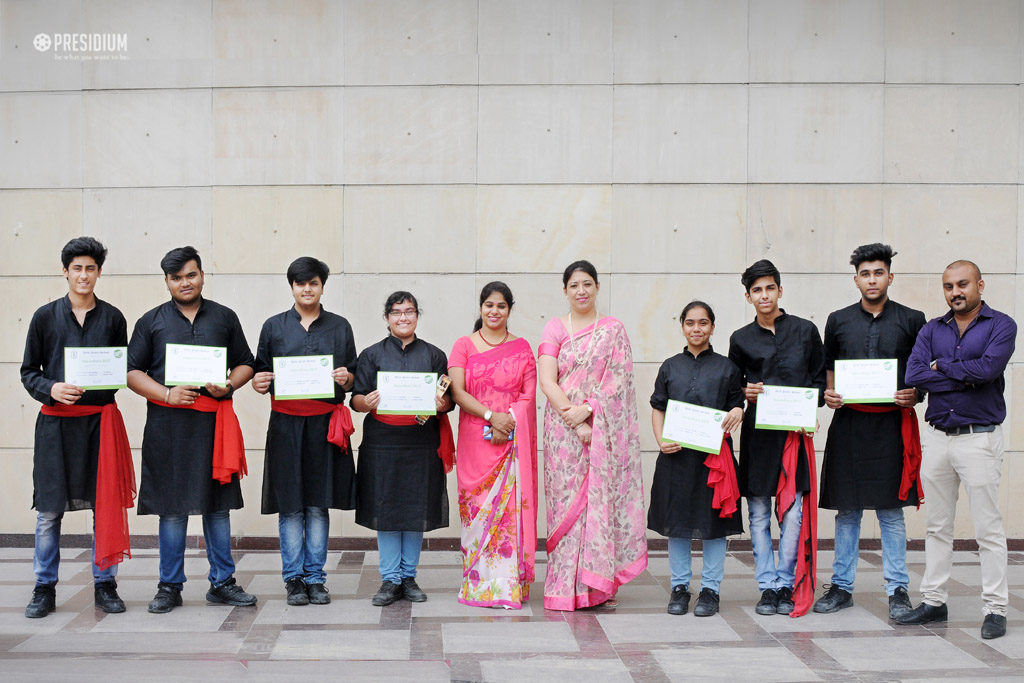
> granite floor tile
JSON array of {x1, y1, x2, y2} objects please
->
[
  {"x1": 0, "y1": 549, "x2": 37, "y2": 560},
  {"x1": 90, "y1": 604, "x2": 233, "y2": 631},
  {"x1": 479, "y1": 656, "x2": 633, "y2": 682},
  {"x1": 596, "y1": 613, "x2": 742, "y2": 644},
  {"x1": 254, "y1": 598, "x2": 381, "y2": 625},
  {"x1": 270, "y1": 629, "x2": 410, "y2": 660},
  {"x1": 406, "y1": 567, "x2": 464, "y2": 591},
  {"x1": 2, "y1": 658, "x2": 251, "y2": 682},
  {"x1": 813, "y1": 634, "x2": 987, "y2": 671},
  {"x1": 961, "y1": 626, "x2": 1024, "y2": 658},
  {"x1": 943, "y1": 595, "x2": 1024, "y2": 620},
  {"x1": 0, "y1": 583, "x2": 85, "y2": 608},
  {"x1": 742, "y1": 605, "x2": 893, "y2": 633},
  {"x1": 442, "y1": 621, "x2": 579, "y2": 653},
  {"x1": 12, "y1": 631, "x2": 245, "y2": 654},
  {"x1": 108, "y1": 557, "x2": 213, "y2": 578},
  {"x1": 0, "y1": 611, "x2": 78, "y2": 634},
  {"x1": 410, "y1": 591, "x2": 535, "y2": 617},
  {"x1": 245, "y1": 660, "x2": 451, "y2": 682},
  {"x1": 233, "y1": 552, "x2": 344, "y2": 572},
  {"x1": 243, "y1": 573, "x2": 360, "y2": 597},
  {"x1": 3, "y1": 561, "x2": 87, "y2": 583},
  {"x1": 950, "y1": 563, "x2": 1024, "y2": 588},
  {"x1": 654, "y1": 645, "x2": 821, "y2": 682}
]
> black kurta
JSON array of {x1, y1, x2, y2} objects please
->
[
  {"x1": 820, "y1": 299, "x2": 926, "y2": 510},
  {"x1": 128, "y1": 298, "x2": 254, "y2": 516},
  {"x1": 647, "y1": 346, "x2": 745, "y2": 539},
  {"x1": 351, "y1": 335, "x2": 450, "y2": 532},
  {"x1": 256, "y1": 306, "x2": 358, "y2": 514},
  {"x1": 728, "y1": 311, "x2": 826, "y2": 497},
  {"x1": 21, "y1": 295, "x2": 127, "y2": 512}
]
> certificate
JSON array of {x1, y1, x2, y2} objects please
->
[
  {"x1": 165, "y1": 343, "x2": 228, "y2": 386},
  {"x1": 661, "y1": 400, "x2": 726, "y2": 454},
  {"x1": 755, "y1": 385, "x2": 818, "y2": 432},
  {"x1": 834, "y1": 358, "x2": 897, "y2": 404},
  {"x1": 64, "y1": 346, "x2": 127, "y2": 390},
  {"x1": 273, "y1": 355, "x2": 334, "y2": 400},
  {"x1": 377, "y1": 371, "x2": 437, "y2": 415}
]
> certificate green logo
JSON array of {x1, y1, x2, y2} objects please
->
[
  {"x1": 424, "y1": 374, "x2": 433, "y2": 383},
  {"x1": 320, "y1": 358, "x2": 329, "y2": 366},
  {"x1": 714, "y1": 413, "x2": 723, "y2": 422},
  {"x1": 113, "y1": 349, "x2": 123, "y2": 358},
  {"x1": 214, "y1": 349, "x2": 223, "y2": 358},
  {"x1": 805, "y1": 390, "x2": 814, "y2": 399},
  {"x1": 884, "y1": 361, "x2": 893, "y2": 370}
]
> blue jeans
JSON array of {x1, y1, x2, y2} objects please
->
[
  {"x1": 34, "y1": 510, "x2": 117, "y2": 587},
  {"x1": 158, "y1": 511, "x2": 235, "y2": 589},
  {"x1": 748, "y1": 494, "x2": 802, "y2": 590},
  {"x1": 279, "y1": 507, "x2": 329, "y2": 585},
  {"x1": 668, "y1": 536, "x2": 727, "y2": 593},
  {"x1": 832, "y1": 508, "x2": 909, "y2": 596},
  {"x1": 377, "y1": 531, "x2": 423, "y2": 584}
]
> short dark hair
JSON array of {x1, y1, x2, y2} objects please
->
[
  {"x1": 61, "y1": 236, "x2": 107, "y2": 269},
  {"x1": 383, "y1": 291, "x2": 420, "y2": 318},
  {"x1": 473, "y1": 281, "x2": 515, "y2": 332},
  {"x1": 287, "y1": 256, "x2": 330, "y2": 286},
  {"x1": 945, "y1": 259, "x2": 982, "y2": 280},
  {"x1": 741, "y1": 259, "x2": 780, "y2": 292},
  {"x1": 680, "y1": 300, "x2": 715, "y2": 325},
  {"x1": 160, "y1": 246, "x2": 202, "y2": 276},
  {"x1": 850, "y1": 243, "x2": 896, "y2": 271},
  {"x1": 562, "y1": 260, "x2": 599, "y2": 287}
]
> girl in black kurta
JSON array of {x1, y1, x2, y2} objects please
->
[{"x1": 649, "y1": 301, "x2": 744, "y2": 617}]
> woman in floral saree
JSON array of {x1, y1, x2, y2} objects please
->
[
  {"x1": 449, "y1": 282, "x2": 538, "y2": 608},
  {"x1": 537, "y1": 260, "x2": 648, "y2": 611}
]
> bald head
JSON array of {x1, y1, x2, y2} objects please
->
[
  {"x1": 942, "y1": 260, "x2": 985, "y2": 318},
  {"x1": 944, "y1": 259, "x2": 981, "y2": 280}
]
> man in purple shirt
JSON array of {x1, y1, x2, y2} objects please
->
[{"x1": 897, "y1": 260, "x2": 1016, "y2": 640}]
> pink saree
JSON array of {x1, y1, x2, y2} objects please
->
[
  {"x1": 450, "y1": 336, "x2": 538, "y2": 609},
  {"x1": 539, "y1": 316, "x2": 648, "y2": 611}
]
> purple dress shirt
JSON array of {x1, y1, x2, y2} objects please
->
[{"x1": 905, "y1": 302, "x2": 1016, "y2": 428}]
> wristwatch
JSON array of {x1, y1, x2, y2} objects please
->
[
  {"x1": 483, "y1": 409, "x2": 493, "y2": 422},
  {"x1": 584, "y1": 401, "x2": 593, "y2": 414}
]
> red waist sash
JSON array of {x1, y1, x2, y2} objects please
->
[
  {"x1": 704, "y1": 434, "x2": 739, "y2": 518},
  {"x1": 148, "y1": 396, "x2": 246, "y2": 484},
  {"x1": 776, "y1": 431, "x2": 817, "y2": 618},
  {"x1": 40, "y1": 402, "x2": 135, "y2": 570},
  {"x1": 371, "y1": 411, "x2": 455, "y2": 473},
  {"x1": 847, "y1": 404, "x2": 923, "y2": 508},
  {"x1": 271, "y1": 398, "x2": 355, "y2": 451}
]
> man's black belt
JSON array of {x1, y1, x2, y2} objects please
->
[{"x1": 936, "y1": 424, "x2": 997, "y2": 436}]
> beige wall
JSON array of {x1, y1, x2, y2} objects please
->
[{"x1": 2, "y1": 0, "x2": 1022, "y2": 544}]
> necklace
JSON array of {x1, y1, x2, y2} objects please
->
[
  {"x1": 567, "y1": 310, "x2": 598, "y2": 365},
  {"x1": 477, "y1": 328, "x2": 509, "y2": 347}
]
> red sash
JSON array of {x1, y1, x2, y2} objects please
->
[
  {"x1": 371, "y1": 411, "x2": 456, "y2": 473},
  {"x1": 148, "y1": 396, "x2": 246, "y2": 484},
  {"x1": 776, "y1": 431, "x2": 817, "y2": 618},
  {"x1": 847, "y1": 404, "x2": 923, "y2": 508},
  {"x1": 40, "y1": 402, "x2": 135, "y2": 570},
  {"x1": 270, "y1": 398, "x2": 355, "y2": 450},
  {"x1": 704, "y1": 434, "x2": 739, "y2": 518}
]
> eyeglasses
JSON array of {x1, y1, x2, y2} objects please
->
[{"x1": 387, "y1": 309, "x2": 418, "y2": 319}]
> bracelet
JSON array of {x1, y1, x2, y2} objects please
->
[{"x1": 164, "y1": 387, "x2": 171, "y2": 404}]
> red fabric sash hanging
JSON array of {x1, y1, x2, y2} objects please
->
[
  {"x1": 776, "y1": 431, "x2": 817, "y2": 618},
  {"x1": 40, "y1": 402, "x2": 136, "y2": 570},
  {"x1": 371, "y1": 410, "x2": 456, "y2": 473},
  {"x1": 270, "y1": 398, "x2": 355, "y2": 451},
  {"x1": 704, "y1": 434, "x2": 739, "y2": 518},
  {"x1": 847, "y1": 404, "x2": 923, "y2": 507},
  {"x1": 148, "y1": 396, "x2": 246, "y2": 484}
]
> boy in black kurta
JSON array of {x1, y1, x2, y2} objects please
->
[
  {"x1": 252, "y1": 257, "x2": 357, "y2": 606},
  {"x1": 127, "y1": 246, "x2": 256, "y2": 614},
  {"x1": 815, "y1": 244, "x2": 925, "y2": 619}
]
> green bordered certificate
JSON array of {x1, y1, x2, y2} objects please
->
[
  {"x1": 377, "y1": 371, "x2": 437, "y2": 415},
  {"x1": 165, "y1": 343, "x2": 228, "y2": 386},
  {"x1": 661, "y1": 399, "x2": 725, "y2": 454},
  {"x1": 834, "y1": 358, "x2": 897, "y2": 404},
  {"x1": 64, "y1": 346, "x2": 127, "y2": 390},
  {"x1": 755, "y1": 385, "x2": 818, "y2": 432},
  {"x1": 273, "y1": 354, "x2": 334, "y2": 400}
]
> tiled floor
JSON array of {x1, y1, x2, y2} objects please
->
[{"x1": 2, "y1": 546, "x2": 1024, "y2": 682}]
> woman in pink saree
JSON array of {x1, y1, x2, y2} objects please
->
[
  {"x1": 538, "y1": 260, "x2": 648, "y2": 611},
  {"x1": 449, "y1": 282, "x2": 538, "y2": 609}
]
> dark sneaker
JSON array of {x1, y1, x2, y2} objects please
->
[
  {"x1": 206, "y1": 578, "x2": 257, "y2": 607},
  {"x1": 25, "y1": 585, "x2": 56, "y2": 619},
  {"x1": 94, "y1": 581, "x2": 126, "y2": 614},
  {"x1": 888, "y1": 587, "x2": 913, "y2": 620},
  {"x1": 981, "y1": 613, "x2": 1007, "y2": 640},
  {"x1": 755, "y1": 588, "x2": 779, "y2": 615},
  {"x1": 777, "y1": 586, "x2": 795, "y2": 615},
  {"x1": 148, "y1": 583, "x2": 182, "y2": 614},
  {"x1": 813, "y1": 584, "x2": 853, "y2": 614},
  {"x1": 667, "y1": 584, "x2": 691, "y2": 615},
  {"x1": 693, "y1": 587, "x2": 720, "y2": 617},
  {"x1": 372, "y1": 581, "x2": 403, "y2": 606},
  {"x1": 285, "y1": 578, "x2": 309, "y2": 606},
  {"x1": 402, "y1": 577, "x2": 427, "y2": 602},
  {"x1": 307, "y1": 583, "x2": 330, "y2": 605}
]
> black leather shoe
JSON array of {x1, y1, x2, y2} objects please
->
[
  {"x1": 285, "y1": 578, "x2": 309, "y2": 606},
  {"x1": 307, "y1": 583, "x2": 330, "y2": 605},
  {"x1": 148, "y1": 583, "x2": 182, "y2": 614},
  {"x1": 25, "y1": 585, "x2": 56, "y2": 619},
  {"x1": 667, "y1": 585, "x2": 691, "y2": 615},
  {"x1": 693, "y1": 587, "x2": 719, "y2": 617},
  {"x1": 813, "y1": 584, "x2": 853, "y2": 614},
  {"x1": 981, "y1": 613, "x2": 1007, "y2": 640},
  {"x1": 206, "y1": 578, "x2": 257, "y2": 606},
  {"x1": 402, "y1": 577, "x2": 427, "y2": 602},
  {"x1": 894, "y1": 601, "x2": 947, "y2": 625},
  {"x1": 94, "y1": 581, "x2": 126, "y2": 613},
  {"x1": 776, "y1": 586, "x2": 795, "y2": 615},
  {"x1": 888, "y1": 587, "x2": 913, "y2": 620},
  {"x1": 755, "y1": 588, "x2": 779, "y2": 615},
  {"x1": 372, "y1": 581, "x2": 403, "y2": 606}
]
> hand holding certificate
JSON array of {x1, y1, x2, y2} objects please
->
[
  {"x1": 834, "y1": 358, "x2": 897, "y2": 404},
  {"x1": 165, "y1": 343, "x2": 228, "y2": 387},
  {"x1": 273, "y1": 355, "x2": 334, "y2": 400},
  {"x1": 64, "y1": 346, "x2": 127, "y2": 390},
  {"x1": 755, "y1": 385, "x2": 818, "y2": 432},
  {"x1": 661, "y1": 400, "x2": 727, "y2": 454},
  {"x1": 377, "y1": 371, "x2": 438, "y2": 415}
]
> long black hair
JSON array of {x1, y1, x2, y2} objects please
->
[{"x1": 473, "y1": 281, "x2": 515, "y2": 332}]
